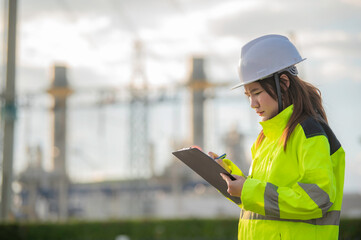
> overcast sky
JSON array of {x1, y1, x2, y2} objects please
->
[{"x1": 1, "y1": 0, "x2": 361, "y2": 192}]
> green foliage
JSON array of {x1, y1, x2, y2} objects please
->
[
  {"x1": 339, "y1": 218, "x2": 361, "y2": 240},
  {"x1": 0, "y1": 218, "x2": 238, "y2": 240},
  {"x1": 0, "y1": 218, "x2": 360, "y2": 240}
]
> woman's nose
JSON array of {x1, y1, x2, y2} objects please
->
[{"x1": 250, "y1": 96, "x2": 259, "y2": 109}]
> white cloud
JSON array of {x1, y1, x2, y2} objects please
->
[
  {"x1": 20, "y1": 18, "x2": 93, "y2": 66},
  {"x1": 320, "y1": 61, "x2": 348, "y2": 78},
  {"x1": 340, "y1": 0, "x2": 361, "y2": 7},
  {"x1": 196, "y1": 0, "x2": 261, "y2": 19},
  {"x1": 298, "y1": 31, "x2": 361, "y2": 79},
  {"x1": 19, "y1": 14, "x2": 138, "y2": 88},
  {"x1": 76, "y1": 16, "x2": 111, "y2": 34},
  {"x1": 300, "y1": 30, "x2": 350, "y2": 44}
]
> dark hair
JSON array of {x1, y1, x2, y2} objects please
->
[{"x1": 255, "y1": 71, "x2": 327, "y2": 151}]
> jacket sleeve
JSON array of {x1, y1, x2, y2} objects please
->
[
  {"x1": 241, "y1": 131, "x2": 336, "y2": 220},
  {"x1": 222, "y1": 159, "x2": 245, "y2": 177}
]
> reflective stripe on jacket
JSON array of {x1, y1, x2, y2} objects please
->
[{"x1": 234, "y1": 105, "x2": 345, "y2": 240}]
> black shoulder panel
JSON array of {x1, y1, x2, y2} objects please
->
[
  {"x1": 320, "y1": 121, "x2": 342, "y2": 155},
  {"x1": 300, "y1": 117, "x2": 341, "y2": 155},
  {"x1": 300, "y1": 117, "x2": 326, "y2": 138}
]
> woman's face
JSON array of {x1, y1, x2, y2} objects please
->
[{"x1": 244, "y1": 81, "x2": 279, "y2": 121}]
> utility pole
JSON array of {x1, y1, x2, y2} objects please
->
[{"x1": 1, "y1": 0, "x2": 17, "y2": 221}]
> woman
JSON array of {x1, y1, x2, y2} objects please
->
[{"x1": 211, "y1": 35, "x2": 345, "y2": 239}]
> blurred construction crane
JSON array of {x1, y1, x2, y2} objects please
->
[
  {"x1": 126, "y1": 40, "x2": 232, "y2": 177},
  {"x1": 128, "y1": 40, "x2": 150, "y2": 178}
]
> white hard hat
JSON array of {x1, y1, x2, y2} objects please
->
[{"x1": 232, "y1": 34, "x2": 306, "y2": 89}]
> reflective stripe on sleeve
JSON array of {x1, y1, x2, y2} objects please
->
[
  {"x1": 264, "y1": 182, "x2": 280, "y2": 218},
  {"x1": 298, "y1": 182, "x2": 333, "y2": 215},
  {"x1": 240, "y1": 210, "x2": 341, "y2": 226}
]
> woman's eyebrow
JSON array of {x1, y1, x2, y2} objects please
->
[{"x1": 244, "y1": 88, "x2": 261, "y2": 95}]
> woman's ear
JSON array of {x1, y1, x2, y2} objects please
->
[{"x1": 280, "y1": 74, "x2": 290, "y2": 89}]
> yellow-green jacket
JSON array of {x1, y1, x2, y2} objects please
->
[{"x1": 226, "y1": 105, "x2": 345, "y2": 240}]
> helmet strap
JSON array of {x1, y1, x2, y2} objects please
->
[{"x1": 274, "y1": 73, "x2": 283, "y2": 113}]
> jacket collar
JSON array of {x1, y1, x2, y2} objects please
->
[{"x1": 259, "y1": 105, "x2": 293, "y2": 140}]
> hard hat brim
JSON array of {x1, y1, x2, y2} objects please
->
[
  {"x1": 231, "y1": 80, "x2": 256, "y2": 90},
  {"x1": 231, "y1": 58, "x2": 306, "y2": 90}
]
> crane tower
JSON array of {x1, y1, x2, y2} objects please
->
[{"x1": 129, "y1": 40, "x2": 149, "y2": 178}]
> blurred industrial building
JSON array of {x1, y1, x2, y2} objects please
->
[
  {"x1": 0, "y1": 1, "x2": 251, "y2": 219},
  {"x1": 12, "y1": 56, "x2": 249, "y2": 221}
]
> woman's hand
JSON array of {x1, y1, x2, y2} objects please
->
[
  {"x1": 220, "y1": 173, "x2": 246, "y2": 197},
  {"x1": 209, "y1": 151, "x2": 229, "y2": 171}
]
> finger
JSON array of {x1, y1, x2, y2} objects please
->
[
  {"x1": 208, "y1": 152, "x2": 218, "y2": 159},
  {"x1": 233, "y1": 175, "x2": 246, "y2": 184},
  {"x1": 220, "y1": 173, "x2": 231, "y2": 184},
  {"x1": 232, "y1": 174, "x2": 242, "y2": 180},
  {"x1": 215, "y1": 158, "x2": 223, "y2": 165}
]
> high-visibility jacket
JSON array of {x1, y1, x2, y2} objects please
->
[{"x1": 225, "y1": 105, "x2": 345, "y2": 240}]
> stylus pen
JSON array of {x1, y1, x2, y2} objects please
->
[{"x1": 215, "y1": 153, "x2": 227, "y2": 160}]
